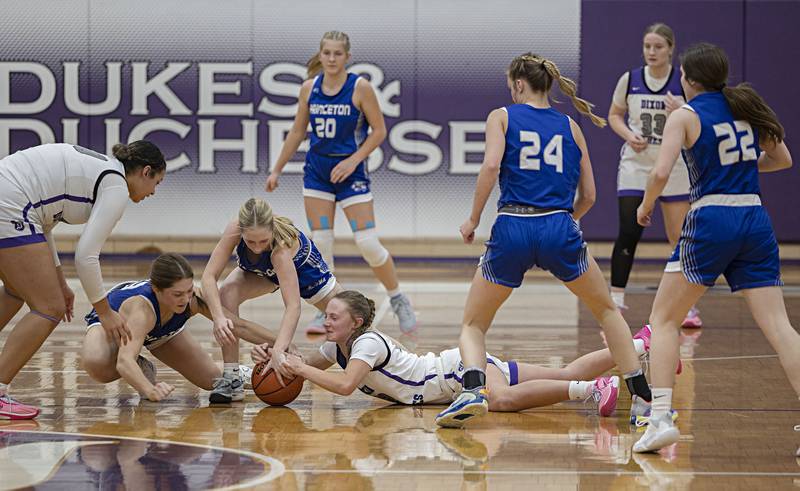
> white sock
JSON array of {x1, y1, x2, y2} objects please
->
[
  {"x1": 651, "y1": 388, "x2": 673, "y2": 420},
  {"x1": 568, "y1": 380, "x2": 595, "y2": 400},
  {"x1": 387, "y1": 287, "x2": 401, "y2": 298},
  {"x1": 0, "y1": 382, "x2": 7, "y2": 396},
  {"x1": 611, "y1": 291, "x2": 625, "y2": 308},
  {"x1": 224, "y1": 363, "x2": 239, "y2": 377},
  {"x1": 633, "y1": 338, "x2": 646, "y2": 356}
]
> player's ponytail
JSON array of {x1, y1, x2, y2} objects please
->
[
  {"x1": 681, "y1": 43, "x2": 784, "y2": 144},
  {"x1": 542, "y1": 59, "x2": 607, "y2": 128},
  {"x1": 306, "y1": 55, "x2": 323, "y2": 79},
  {"x1": 307, "y1": 30, "x2": 351, "y2": 79},
  {"x1": 112, "y1": 140, "x2": 166, "y2": 176},
  {"x1": 149, "y1": 253, "x2": 193, "y2": 290},
  {"x1": 238, "y1": 198, "x2": 299, "y2": 250},
  {"x1": 508, "y1": 53, "x2": 606, "y2": 128}
]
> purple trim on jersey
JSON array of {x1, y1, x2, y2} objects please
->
[
  {"x1": 627, "y1": 66, "x2": 683, "y2": 96},
  {"x1": 21, "y1": 194, "x2": 95, "y2": 231},
  {"x1": 509, "y1": 361, "x2": 519, "y2": 386},
  {"x1": 0, "y1": 233, "x2": 46, "y2": 248},
  {"x1": 377, "y1": 369, "x2": 438, "y2": 387},
  {"x1": 659, "y1": 194, "x2": 690, "y2": 202},
  {"x1": 617, "y1": 189, "x2": 645, "y2": 197},
  {"x1": 374, "y1": 357, "x2": 500, "y2": 387}
]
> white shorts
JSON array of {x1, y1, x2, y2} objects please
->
[
  {"x1": 0, "y1": 175, "x2": 45, "y2": 248},
  {"x1": 617, "y1": 143, "x2": 690, "y2": 200},
  {"x1": 438, "y1": 348, "x2": 519, "y2": 401}
]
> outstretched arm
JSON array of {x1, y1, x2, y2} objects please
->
[
  {"x1": 282, "y1": 353, "x2": 370, "y2": 396},
  {"x1": 192, "y1": 290, "x2": 278, "y2": 346}
]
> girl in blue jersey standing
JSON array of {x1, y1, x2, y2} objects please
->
[
  {"x1": 608, "y1": 23, "x2": 701, "y2": 328},
  {"x1": 265, "y1": 31, "x2": 416, "y2": 335},
  {"x1": 201, "y1": 198, "x2": 340, "y2": 394},
  {"x1": 81, "y1": 253, "x2": 279, "y2": 402},
  {"x1": 436, "y1": 54, "x2": 652, "y2": 428},
  {"x1": 632, "y1": 43, "x2": 799, "y2": 454}
]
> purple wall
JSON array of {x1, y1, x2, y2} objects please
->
[{"x1": 579, "y1": 0, "x2": 800, "y2": 241}]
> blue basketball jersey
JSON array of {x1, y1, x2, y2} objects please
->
[
  {"x1": 498, "y1": 105, "x2": 582, "y2": 210},
  {"x1": 236, "y1": 229, "x2": 324, "y2": 283},
  {"x1": 84, "y1": 280, "x2": 192, "y2": 347},
  {"x1": 681, "y1": 92, "x2": 761, "y2": 202},
  {"x1": 308, "y1": 73, "x2": 368, "y2": 156}
]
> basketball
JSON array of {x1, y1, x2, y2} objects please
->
[{"x1": 250, "y1": 363, "x2": 304, "y2": 406}]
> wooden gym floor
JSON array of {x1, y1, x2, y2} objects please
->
[{"x1": 1, "y1": 260, "x2": 799, "y2": 490}]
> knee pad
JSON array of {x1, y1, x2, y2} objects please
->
[
  {"x1": 311, "y1": 229, "x2": 335, "y2": 269},
  {"x1": 354, "y1": 228, "x2": 389, "y2": 267}
]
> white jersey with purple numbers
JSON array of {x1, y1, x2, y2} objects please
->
[
  {"x1": 613, "y1": 66, "x2": 690, "y2": 198},
  {"x1": 319, "y1": 331, "x2": 516, "y2": 405}
]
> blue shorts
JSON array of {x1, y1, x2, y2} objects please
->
[
  {"x1": 295, "y1": 247, "x2": 337, "y2": 303},
  {"x1": 302, "y1": 152, "x2": 372, "y2": 208},
  {"x1": 480, "y1": 212, "x2": 588, "y2": 287},
  {"x1": 666, "y1": 205, "x2": 782, "y2": 292}
]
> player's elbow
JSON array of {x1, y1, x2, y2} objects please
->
[
  {"x1": 579, "y1": 189, "x2": 596, "y2": 207},
  {"x1": 371, "y1": 125, "x2": 387, "y2": 144},
  {"x1": 336, "y1": 380, "x2": 358, "y2": 396},
  {"x1": 653, "y1": 167, "x2": 672, "y2": 183}
]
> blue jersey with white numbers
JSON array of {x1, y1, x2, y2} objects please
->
[
  {"x1": 308, "y1": 73, "x2": 368, "y2": 156},
  {"x1": 84, "y1": 280, "x2": 191, "y2": 347},
  {"x1": 681, "y1": 92, "x2": 761, "y2": 202},
  {"x1": 498, "y1": 105, "x2": 583, "y2": 211}
]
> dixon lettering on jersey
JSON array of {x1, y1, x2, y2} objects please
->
[{"x1": 640, "y1": 99, "x2": 666, "y2": 110}]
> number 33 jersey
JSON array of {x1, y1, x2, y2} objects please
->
[
  {"x1": 307, "y1": 73, "x2": 369, "y2": 157},
  {"x1": 680, "y1": 92, "x2": 761, "y2": 202},
  {"x1": 616, "y1": 66, "x2": 690, "y2": 198}
]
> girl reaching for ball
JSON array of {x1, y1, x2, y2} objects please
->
[
  {"x1": 251, "y1": 290, "x2": 656, "y2": 416},
  {"x1": 81, "y1": 253, "x2": 280, "y2": 403},
  {"x1": 201, "y1": 198, "x2": 343, "y2": 399}
]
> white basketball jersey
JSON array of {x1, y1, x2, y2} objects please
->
[
  {"x1": 0, "y1": 143, "x2": 126, "y2": 229},
  {"x1": 623, "y1": 66, "x2": 685, "y2": 147},
  {"x1": 320, "y1": 331, "x2": 451, "y2": 405}
]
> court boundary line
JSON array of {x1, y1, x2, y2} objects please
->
[
  {"x1": 280, "y1": 469, "x2": 800, "y2": 477},
  {"x1": 1, "y1": 429, "x2": 285, "y2": 489}
]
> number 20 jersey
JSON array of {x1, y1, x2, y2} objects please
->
[
  {"x1": 680, "y1": 92, "x2": 761, "y2": 202},
  {"x1": 307, "y1": 73, "x2": 368, "y2": 156}
]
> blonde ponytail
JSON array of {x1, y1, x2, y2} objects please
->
[{"x1": 542, "y1": 59, "x2": 607, "y2": 128}]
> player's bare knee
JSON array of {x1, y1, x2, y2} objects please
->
[
  {"x1": 82, "y1": 358, "x2": 117, "y2": 383},
  {"x1": 219, "y1": 285, "x2": 242, "y2": 310},
  {"x1": 487, "y1": 390, "x2": 516, "y2": 412},
  {"x1": 29, "y1": 297, "x2": 66, "y2": 323}
]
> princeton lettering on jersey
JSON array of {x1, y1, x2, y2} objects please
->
[
  {"x1": 640, "y1": 99, "x2": 666, "y2": 110},
  {"x1": 309, "y1": 103, "x2": 352, "y2": 116}
]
